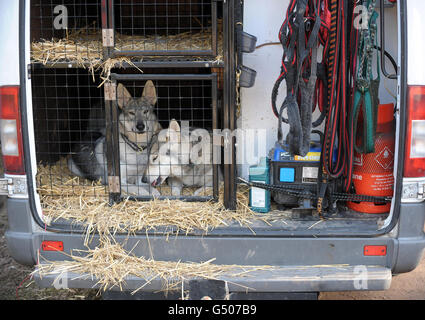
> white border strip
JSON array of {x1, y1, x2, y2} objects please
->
[{"x1": 407, "y1": 0, "x2": 425, "y2": 85}]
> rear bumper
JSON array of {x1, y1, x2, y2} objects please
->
[
  {"x1": 33, "y1": 264, "x2": 392, "y2": 293},
  {"x1": 4, "y1": 197, "x2": 425, "y2": 292}
]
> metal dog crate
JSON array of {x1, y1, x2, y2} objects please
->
[
  {"x1": 31, "y1": 67, "x2": 109, "y2": 198},
  {"x1": 30, "y1": 0, "x2": 104, "y2": 63},
  {"x1": 30, "y1": 0, "x2": 222, "y2": 65},
  {"x1": 107, "y1": 73, "x2": 220, "y2": 203},
  {"x1": 107, "y1": 0, "x2": 220, "y2": 58},
  {"x1": 29, "y1": 0, "x2": 239, "y2": 209},
  {"x1": 30, "y1": 67, "x2": 221, "y2": 202}
]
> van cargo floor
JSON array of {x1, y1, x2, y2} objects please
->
[{"x1": 47, "y1": 209, "x2": 388, "y2": 237}]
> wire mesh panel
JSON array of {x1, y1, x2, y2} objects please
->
[
  {"x1": 110, "y1": 0, "x2": 219, "y2": 57},
  {"x1": 109, "y1": 74, "x2": 219, "y2": 201},
  {"x1": 31, "y1": 67, "x2": 108, "y2": 198},
  {"x1": 30, "y1": 0, "x2": 105, "y2": 65}
]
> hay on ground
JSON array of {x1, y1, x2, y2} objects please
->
[{"x1": 34, "y1": 240, "x2": 273, "y2": 294}]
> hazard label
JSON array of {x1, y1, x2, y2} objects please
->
[{"x1": 375, "y1": 146, "x2": 394, "y2": 170}]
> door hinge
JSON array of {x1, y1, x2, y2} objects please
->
[
  {"x1": 108, "y1": 176, "x2": 120, "y2": 193},
  {"x1": 0, "y1": 177, "x2": 28, "y2": 197},
  {"x1": 27, "y1": 64, "x2": 32, "y2": 80},
  {"x1": 0, "y1": 179, "x2": 10, "y2": 195},
  {"x1": 102, "y1": 28, "x2": 115, "y2": 47},
  {"x1": 104, "y1": 82, "x2": 117, "y2": 101}
]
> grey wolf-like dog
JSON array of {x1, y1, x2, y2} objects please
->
[
  {"x1": 144, "y1": 120, "x2": 219, "y2": 196},
  {"x1": 68, "y1": 81, "x2": 162, "y2": 196}
]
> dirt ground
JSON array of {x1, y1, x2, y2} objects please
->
[
  {"x1": 0, "y1": 194, "x2": 424, "y2": 300},
  {"x1": 0, "y1": 195, "x2": 100, "y2": 300}
]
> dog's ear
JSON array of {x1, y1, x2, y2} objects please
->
[
  {"x1": 142, "y1": 80, "x2": 157, "y2": 106},
  {"x1": 117, "y1": 83, "x2": 132, "y2": 109},
  {"x1": 153, "y1": 121, "x2": 162, "y2": 134},
  {"x1": 169, "y1": 119, "x2": 181, "y2": 133},
  {"x1": 167, "y1": 119, "x2": 181, "y2": 144}
]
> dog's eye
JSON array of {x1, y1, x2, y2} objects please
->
[{"x1": 128, "y1": 111, "x2": 136, "y2": 116}]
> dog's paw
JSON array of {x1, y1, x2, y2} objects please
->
[
  {"x1": 138, "y1": 184, "x2": 161, "y2": 198},
  {"x1": 123, "y1": 184, "x2": 160, "y2": 198},
  {"x1": 171, "y1": 186, "x2": 183, "y2": 196},
  {"x1": 194, "y1": 186, "x2": 213, "y2": 196},
  {"x1": 148, "y1": 187, "x2": 161, "y2": 198},
  {"x1": 126, "y1": 176, "x2": 137, "y2": 185}
]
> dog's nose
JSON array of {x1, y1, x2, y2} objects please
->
[
  {"x1": 136, "y1": 123, "x2": 145, "y2": 132},
  {"x1": 141, "y1": 176, "x2": 148, "y2": 184}
]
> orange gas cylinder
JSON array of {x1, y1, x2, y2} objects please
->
[{"x1": 347, "y1": 103, "x2": 395, "y2": 214}]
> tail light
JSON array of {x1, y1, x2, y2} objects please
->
[
  {"x1": 404, "y1": 86, "x2": 425, "y2": 177},
  {"x1": 0, "y1": 86, "x2": 25, "y2": 175},
  {"x1": 402, "y1": 86, "x2": 425, "y2": 203},
  {"x1": 364, "y1": 245, "x2": 387, "y2": 256},
  {"x1": 41, "y1": 241, "x2": 64, "y2": 252}
]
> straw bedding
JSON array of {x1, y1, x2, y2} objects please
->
[
  {"x1": 31, "y1": 28, "x2": 223, "y2": 86},
  {"x1": 37, "y1": 158, "x2": 266, "y2": 241},
  {"x1": 35, "y1": 158, "x2": 273, "y2": 294}
]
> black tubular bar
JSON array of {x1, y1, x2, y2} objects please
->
[
  {"x1": 109, "y1": 73, "x2": 220, "y2": 203},
  {"x1": 105, "y1": 90, "x2": 121, "y2": 204},
  {"x1": 228, "y1": 0, "x2": 237, "y2": 211},
  {"x1": 110, "y1": 50, "x2": 216, "y2": 58},
  {"x1": 222, "y1": 0, "x2": 237, "y2": 210},
  {"x1": 222, "y1": 0, "x2": 230, "y2": 209},
  {"x1": 101, "y1": 0, "x2": 109, "y2": 59},
  {"x1": 108, "y1": 0, "x2": 219, "y2": 58},
  {"x1": 31, "y1": 60, "x2": 224, "y2": 69},
  {"x1": 108, "y1": 0, "x2": 114, "y2": 29},
  {"x1": 126, "y1": 196, "x2": 214, "y2": 202},
  {"x1": 380, "y1": 0, "x2": 397, "y2": 80},
  {"x1": 111, "y1": 74, "x2": 217, "y2": 81},
  {"x1": 212, "y1": 73, "x2": 219, "y2": 201}
]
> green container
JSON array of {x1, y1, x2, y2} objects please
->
[{"x1": 249, "y1": 157, "x2": 271, "y2": 213}]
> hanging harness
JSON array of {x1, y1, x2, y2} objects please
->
[
  {"x1": 349, "y1": 0, "x2": 380, "y2": 155},
  {"x1": 267, "y1": 0, "x2": 387, "y2": 214},
  {"x1": 272, "y1": 0, "x2": 326, "y2": 157}
]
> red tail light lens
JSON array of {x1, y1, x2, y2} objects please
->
[
  {"x1": 364, "y1": 245, "x2": 387, "y2": 256},
  {"x1": 41, "y1": 241, "x2": 64, "y2": 252},
  {"x1": 404, "y1": 86, "x2": 425, "y2": 177},
  {"x1": 0, "y1": 86, "x2": 25, "y2": 175}
]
